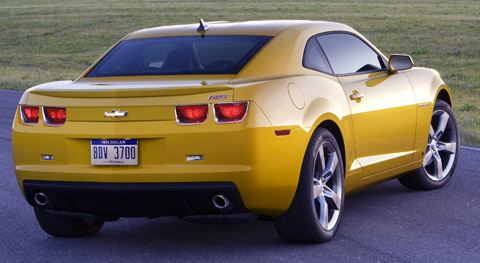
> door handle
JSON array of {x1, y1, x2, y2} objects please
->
[{"x1": 350, "y1": 90, "x2": 364, "y2": 100}]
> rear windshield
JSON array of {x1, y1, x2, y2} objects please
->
[{"x1": 86, "y1": 35, "x2": 272, "y2": 77}]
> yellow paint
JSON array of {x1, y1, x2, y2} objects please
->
[{"x1": 11, "y1": 21, "x2": 452, "y2": 216}]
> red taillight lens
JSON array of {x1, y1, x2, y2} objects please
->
[
  {"x1": 214, "y1": 102, "x2": 249, "y2": 123},
  {"x1": 175, "y1": 104, "x2": 208, "y2": 124},
  {"x1": 43, "y1": 107, "x2": 66, "y2": 125},
  {"x1": 20, "y1": 105, "x2": 39, "y2": 124}
]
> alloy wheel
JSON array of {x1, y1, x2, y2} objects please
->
[
  {"x1": 313, "y1": 141, "x2": 342, "y2": 230},
  {"x1": 423, "y1": 109, "x2": 458, "y2": 181}
]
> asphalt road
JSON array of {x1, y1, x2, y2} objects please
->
[{"x1": 1, "y1": 90, "x2": 479, "y2": 263}]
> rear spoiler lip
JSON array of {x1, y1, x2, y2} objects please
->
[
  {"x1": 29, "y1": 85, "x2": 233, "y2": 98},
  {"x1": 27, "y1": 77, "x2": 235, "y2": 98}
]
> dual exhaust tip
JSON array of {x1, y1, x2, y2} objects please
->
[
  {"x1": 34, "y1": 192, "x2": 231, "y2": 210},
  {"x1": 33, "y1": 192, "x2": 49, "y2": 206},
  {"x1": 212, "y1": 194, "x2": 230, "y2": 209}
]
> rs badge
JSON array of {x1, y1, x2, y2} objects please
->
[
  {"x1": 207, "y1": 95, "x2": 228, "y2": 100},
  {"x1": 104, "y1": 110, "x2": 128, "y2": 118}
]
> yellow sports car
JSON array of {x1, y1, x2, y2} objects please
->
[{"x1": 11, "y1": 20, "x2": 459, "y2": 243}]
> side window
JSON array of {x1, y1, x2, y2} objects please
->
[
  {"x1": 316, "y1": 33, "x2": 386, "y2": 75},
  {"x1": 303, "y1": 37, "x2": 332, "y2": 74}
]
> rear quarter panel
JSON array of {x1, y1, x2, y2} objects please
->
[{"x1": 233, "y1": 73, "x2": 358, "y2": 185}]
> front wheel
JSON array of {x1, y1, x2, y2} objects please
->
[
  {"x1": 273, "y1": 128, "x2": 344, "y2": 243},
  {"x1": 398, "y1": 99, "x2": 460, "y2": 190}
]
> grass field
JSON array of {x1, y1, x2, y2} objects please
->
[{"x1": 1, "y1": 0, "x2": 479, "y2": 146}]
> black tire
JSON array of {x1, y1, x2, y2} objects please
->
[
  {"x1": 34, "y1": 207, "x2": 104, "y2": 237},
  {"x1": 398, "y1": 99, "x2": 460, "y2": 190},
  {"x1": 273, "y1": 128, "x2": 344, "y2": 243}
]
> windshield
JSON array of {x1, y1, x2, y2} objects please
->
[{"x1": 86, "y1": 35, "x2": 272, "y2": 77}]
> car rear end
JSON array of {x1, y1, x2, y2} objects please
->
[{"x1": 11, "y1": 32, "x2": 308, "y2": 220}]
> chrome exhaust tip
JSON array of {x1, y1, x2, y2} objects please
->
[
  {"x1": 212, "y1": 194, "x2": 230, "y2": 209},
  {"x1": 34, "y1": 192, "x2": 49, "y2": 206}
]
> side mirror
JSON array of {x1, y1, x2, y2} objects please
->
[{"x1": 388, "y1": 54, "x2": 414, "y2": 73}]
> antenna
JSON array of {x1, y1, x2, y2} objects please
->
[{"x1": 197, "y1": 19, "x2": 209, "y2": 33}]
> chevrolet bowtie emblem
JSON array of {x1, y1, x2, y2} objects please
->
[{"x1": 104, "y1": 110, "x2": 128, "y2": 118}]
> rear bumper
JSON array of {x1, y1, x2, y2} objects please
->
[
  {"x1": 12, "y1": 102, "x2": 311, "y2": 216},
  {"x1": 24, "y1": 180, "x2": 248, "y2": 218}
]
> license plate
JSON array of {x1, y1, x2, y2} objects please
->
[{"x1": 91, "y1": 139, "x2": 138, "y2": 166}]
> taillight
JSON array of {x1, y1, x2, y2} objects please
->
[
  {"x1": 175, "y1": 104, "x2": 208, "y2": 124},
  {"x1": 214, "y1": 102, "x2": 249, "y2": 123},
  {"x1": 43, "y1": 107, "x2": 66, "y2": 125},
  {"x1": 20, "y1": 105, "x2": 39, "y2": 124}
]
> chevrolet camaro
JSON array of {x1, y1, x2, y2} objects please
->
[{"x1": 11, "y1": 20, "x2": 459, "y2": 243}]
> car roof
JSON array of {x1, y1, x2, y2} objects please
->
[{"x1": 124, "y1": 20, "x2": 355, "y2": 40}]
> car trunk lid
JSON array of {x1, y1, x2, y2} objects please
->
[{"x1": 26, "y1": 77, "x2": 234, "y2": 122}]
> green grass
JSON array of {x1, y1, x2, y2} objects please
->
[{"x1": 1, "y1": 0, "x2": 479, "y2": 146}]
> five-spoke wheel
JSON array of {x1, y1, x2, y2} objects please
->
[
  {"x1": 313, "y1": 141, "x2": 343, "y2": 231},
  {"x1": 423, "y1": 109, "x2": 458, "y2": 181},
  {"x1": 274, "y1": 128, "x2": 344, "y2": 243},
  {"x1": 399, "y1": 99, "x2": 460, "y2": 190}
]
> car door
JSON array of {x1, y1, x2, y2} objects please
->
[{"x1": 316, "y1": 33, "x2": 417, "y2": 177}]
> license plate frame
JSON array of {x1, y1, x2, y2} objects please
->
[{"x1": 90, "y1": 139, "x2": 138, "y2": 166}]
